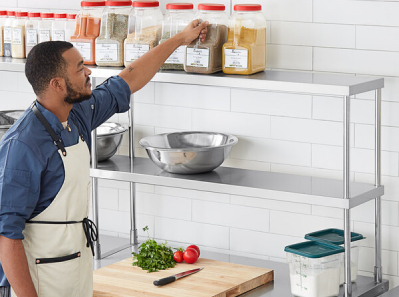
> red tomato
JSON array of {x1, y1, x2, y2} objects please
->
[
  {"x1": 183, "y1": 248, "x2": 199, "y2": 264},
  {"x1": 173, "y1": 251, "x2": 184, "y2": 263},
  {"x1": 187, "y1": 245, "x2": 200, "y2": 256}
]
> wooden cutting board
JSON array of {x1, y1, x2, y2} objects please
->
[{"x1": 93, "y1": 257, "x2": 274, "y2": 297}]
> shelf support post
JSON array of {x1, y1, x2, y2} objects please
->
[
  {"x1": 374, "y1": 88, "x2": 383, "y2": 283},
  {"x1": 129, "y1": 94, "x2": 138, "y2": 247},
  {"x1": 343, "y1": 95, "x2": 352, "y2": 297}
]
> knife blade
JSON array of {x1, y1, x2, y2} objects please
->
[{"x1": 153, "y1": 267, "x2": 204, "y2": 286}]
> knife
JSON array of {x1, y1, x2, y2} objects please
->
[{"x1": 153, "y1": 267, "x2": 204, "y2": 286}]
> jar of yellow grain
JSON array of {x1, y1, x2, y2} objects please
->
[{"x1": 222, "y1": 4, "x2": 266, "y2": 75}]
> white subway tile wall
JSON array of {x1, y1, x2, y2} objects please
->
[{"x1": 2, "y1": 0, "x2": 399, "y2": 288}]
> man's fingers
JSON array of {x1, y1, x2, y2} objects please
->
[{"x1": 191, "y1": 19, "x2": 200, "y2": 28}]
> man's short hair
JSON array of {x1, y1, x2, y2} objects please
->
[{"x1": 25, "y1": 41, "x2": 74, "y2": 96}]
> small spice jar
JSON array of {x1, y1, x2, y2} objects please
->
[
  {"x1": 38, "y1": 13, "x2": 54, "y2": 43},
  {"x1": 11, "y1": 11, "x2": 28, "y2": 58},
  {"x1": 3, "y1": 11, "x2": 15, "y2": 57},
  {"x1": 222, "y1": 4, "x2": 267, "y2": 75},
  {"x1": 70, "y1": 1, "x2": 105, "y2": 65},
  {"x1": 25, "y1": 12, "x2": 40, "y2": 56},
  {"x1": 65, "y1": 14, "x2": 77, "y2": 42},
  {"x1": 52, "y1": 13, "x2": 67, "y2": 41},
  {"x1": 160, "y1": 3, "x2": 194, "y2": 70},
  {"x1": 0, "y1": 11, "x2": 7, "y2": 57},
  {"x1": 184, "y1": 3, "x2": 228, "y2": 74},
  {"x1": 124, "y1": 1, "x2": 163, "y2": 67},
  {"x1": 95, "y1": 0, "x2": 131, "y2": 66}
]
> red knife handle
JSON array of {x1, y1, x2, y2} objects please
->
[{"x1": 153, "y1": 276, "x2": 176, "y2": 286}]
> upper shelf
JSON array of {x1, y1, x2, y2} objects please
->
[
  {"x1": 0, "y1": 57, "x2": 384, "y2": 96},
  {"x1": 91, "y1": 156, "x2": 384, "y2": 210}
]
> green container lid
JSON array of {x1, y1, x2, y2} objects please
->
[
  {"x1": 285, "y1": 240, "x2": 344, "y2": 258},
  {"x1": 304, "y1": 228, "x2": 364, "y2": 245}
]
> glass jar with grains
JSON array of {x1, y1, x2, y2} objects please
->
[
  {"x1": 95, "y1": 0, "x2": 131, "y2": 66},
  {"x1": 52, "y1": 13, "x2": 67, "y2": 41},
  {"x1": 38, "y1": 13, "x2": 54, "y2": 43},
  {"x1": 159, "y1": 3, "x2": 194, "y2": 70},
  {"x1": 70, "y1": 1, "x2": 105, "y2": 65},
  {"x1": 25, "y1": 12, "x2": 40, "y2": 57},
  {"x1": 184, "y1": 3, "x2": 228, "y2": 74},
  {"x1": 222, "y1": 4, "x2": 266, "y2": 75},
  {"x1": 3, "y1": 11, "x2": 15, "y2": 57},
  {"x1": 0, "y1": 11, "x2": 7, "y2": 57},
  {"x1": 12, "y1": 11, "x2": 28, "y2": 58},
  {"x1": 124, "y1": 1, "x2": 163, "y2": 67}
]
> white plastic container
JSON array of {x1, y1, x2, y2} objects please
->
[
  {"x1": 25, "y1": 12, "x2": 40, "y2": 56},
  {"x1": 12, "y1": 11, "x2": 28, "y2": 58},
  {"x1": 38, "y1": 13, "x2": 54, "y2": 43},
  {"x1": 3, "y1": 11, "x2": 15, "y2": 57},
  {"x1": 285, "y1": 241, "x2": 344, "y2": 297},
  {"x1": 65, "y1": 14, "x2": 77, "y2": 42},
  {"x1": 0, "y1": 11, "x2": 7, "y2": 57},
  {"x1": 52, "y1": 13, "x2": 67, "y2": 41}
]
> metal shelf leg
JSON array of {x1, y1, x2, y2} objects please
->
[{"x1": 129, "y1": 95, "x2": 138, "y2": 246}]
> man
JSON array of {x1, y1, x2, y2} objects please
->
[{"x1": 0, "y1": 19, "x2": 208, "y2": 297}]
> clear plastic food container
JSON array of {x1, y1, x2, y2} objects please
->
[
  {"x1": 124, "y1": 1, "x2": 163, "y2": 66},
  {"x1": 285, "y1": 241, "x2": 344, "y2": 297},
  {"x1": 0, "y1": 11, "x2": 7, "y2": 57},
  {"x1": 25, "y1": 12, "x2": 40, "y2": 56},
  {"x1": 38, "y1": 13, "x2": 54, "y2": 43},
  {"x1": 184, "y1": 3, "x2": 228, "y2": 74},
  {"x1": 95, "y1": 0, "x2": 131, "y2": 66},
  {"x1": 12, "y1": 11, "x2": 28, "y2": 58},
  {"x1": 159, "y1": 3, "x2": 194, "y2": 70},
  {"x1": 305, "y1": 228, "x2": 365, "y2": 284},
  {"x1": 52, "y1": 13, "x2": 67, "y2": 41},
  {"x1": 3, "y1": 11, "x2": 15, "y2": 57},
  {"x1": 70, "y1": 1, "x2": 105, "y2": 65},
  {"x1": 65, "y1": 14, "x2": 77, "y2": 42},
  {"x1": 222, "y1": 4, "x2": 266, "y2": 75}
]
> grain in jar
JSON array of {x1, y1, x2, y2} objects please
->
[
  {"x1": 95, "y1": 1, "x2": 131, "y2": 66},
  {"x1": 70, "y1": 1, "x2": 105, "y2": 65},
  {"x1": 222, "y1": 4, "x2": 266, "y2": 75},
  {"x1": 185, "y1": 4, "x2": 228, "y2": 74},
  {"x1": 38, "y1": 13, "x2": 54, "y2": 43},
  {"x1": 12, "y1": 11, "x2": 28, "y2": 58},
  {"x1": 160, "y1": 3, "x2": 194, "y2": 70},
  {"x1": 25, "y1": 12, "x2": 40, "y2": 56},
  {"x1": 0, "y1": 11, "x2": 7, "y2": 57},
  {"x1": 52, "y1": 13, "x2": 67, "y2": 41},
  {"x1": 124, "y1": 1, "x2": 162, "y2": 67},
  {"x1": 65, "y1": 14, "x2": 77, "y2": 42},
  {"x1": 3, "y1": 11, "x2": 15, "y2": 57}
]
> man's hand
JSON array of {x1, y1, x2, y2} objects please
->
[{"x1": 175, "y1": 19, "x2": 209, "y2": 45}]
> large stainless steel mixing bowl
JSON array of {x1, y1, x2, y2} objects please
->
[
  {"x1": 139, "y1": 131, "x2": 238, "y2": 174},
  {"x1": 0, "y1": 110, "x2": 24, "y2": 140},
  {"x1": 96, "y1": 122, "x2": 128, "y2": 162}
]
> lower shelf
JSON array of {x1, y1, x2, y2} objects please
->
[{"x1": 91, "y1": 155, "x2": 384, "y2": 209}]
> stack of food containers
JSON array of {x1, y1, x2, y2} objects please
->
[
  {"x1": 3, "y1": 11, "x2": 15, "y2": 57},
  {"x1": 124, "y1": 0, "x2": 163, "y2": 66},
  {"x1": 25, "y1": 12, "x2": 40, "y2": 56},
  {"x1": 222, "y1": 4, "x2": 266, "y2": 75},
  {"x1": 95, "y1": 0, "x2": 131, "y2": 66},
  {"x1": 70, "y1": 1, "x2": 105, "y2": 65},
  {"x1": 159, "y1": 3, "x2": 194, "y2": 70},
  {"x1": 185, "y1": 3, "x2": 228, "y2": 74},
  {"x1": 0, "y1": 11, "x2": 7, "y2": 57}
]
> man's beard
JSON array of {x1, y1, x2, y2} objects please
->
[{"x1": 64, "y1": 77, "x2": 92, "y2": 104}]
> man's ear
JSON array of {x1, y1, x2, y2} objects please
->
[{"x1": 49, "y1": 77, "x2": 65, "y2": 92}]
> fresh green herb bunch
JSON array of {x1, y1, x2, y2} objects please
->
[{"x1": 132, "y1": 226, "x2": 176, "y2": 273}]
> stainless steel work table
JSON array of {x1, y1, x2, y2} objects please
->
[{"x1": 0, "y1": 58, "x2": 387, "y2": 297}]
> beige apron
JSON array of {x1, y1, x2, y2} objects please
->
[{"x1": 12, "y1": 103, "x2": 95, "y2": 297}]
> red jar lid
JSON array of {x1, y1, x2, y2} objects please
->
[
  {"x1": 7, "y1": 11, "x2": 15, "y2": 17},
  {"x1": 16, "y1": 11, "x2": 28, "y2": 17},
  {"x1": 234, "y1": 4, "x2": 262, "y2": 11},
  {"x1": 132, "y1": 1, "x2": 159, "y2": 7},
  {"x1": 28, "y1": 12, "x2": 41, "y2": 18},
  {"x1": 81, "y1": 1, "x2": 106, "y2": 7},
  {"x1": 40, "y1": 13, "x2": 54, "y2": 18},
  {"x1": 54, "y1": 13, "x2": 67, "y2": 18},
  {"x1": 67, "y1": 14, "x2": 77, "y2": 19},
  {"x1": 198, "y1": 3, "x2": 225, "y2": 11},
  {"x1": 0, "y1": 11, "x2": 7, "y2": 16},
  {"x1": 105, "y1": 0, "x2": 132, "y2": 6},
  {"x1": 166, "y1": 3, "x2": 193, "y2": 9}
]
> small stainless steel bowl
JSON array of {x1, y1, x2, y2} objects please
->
[
  {"x1": 96, "y1": 122, "x2": 128, "y2": 162},
  {"x1": 139, "y1": 131, "x2": 238, "y2": 174}
]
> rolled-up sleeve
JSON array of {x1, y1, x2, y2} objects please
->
[{"x1": 0, "y1": 140, "x2": 42, "y2": 240}]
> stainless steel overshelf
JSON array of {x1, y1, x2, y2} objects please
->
[
  {"x1": 0, "y1": 57, "x2": 384, "y2": 96},
  {"x1": 91, "y1": 156, "x2": 384, "y2": 209}
]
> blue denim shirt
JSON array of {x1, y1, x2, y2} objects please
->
[{"x1": 0, "y1": 76, "x2": 131, "y2": 286}]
